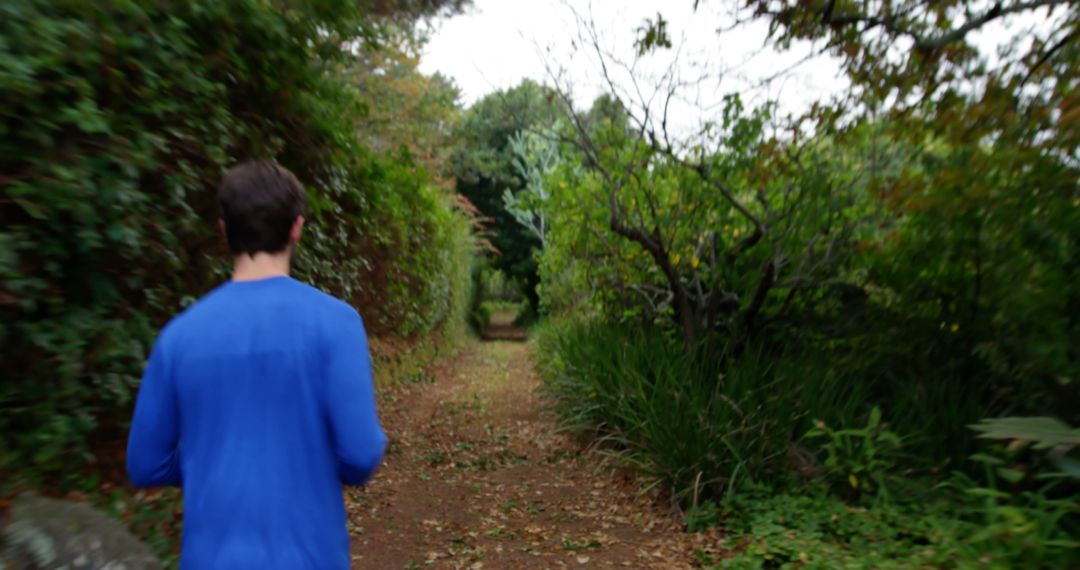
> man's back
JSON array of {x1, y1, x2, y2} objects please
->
[{"x1": 127, "y1": 276, "x2": 386, "y2": 569}]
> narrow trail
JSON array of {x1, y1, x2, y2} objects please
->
[{"x1": 346, "y1": 313, "x2": 711, "y2": 569}]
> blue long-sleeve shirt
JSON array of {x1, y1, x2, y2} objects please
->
[{"x1": 126, "y1": 276, "x2": 387, "y2": 569}]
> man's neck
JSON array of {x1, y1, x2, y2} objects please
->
[{"x1": 232, "y1": 250, "x2": 291, "y2": 282}]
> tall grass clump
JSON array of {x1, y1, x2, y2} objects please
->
[{"x1": 534, "y1": 319, "x2": 874, "y2": 502}]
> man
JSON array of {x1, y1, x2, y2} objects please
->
[{"x1": 127, "y1": 160, "x2": 387, "y2": 569}]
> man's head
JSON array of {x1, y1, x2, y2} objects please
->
[{"x1": 218, "y1": 160, "x2": 307, "y2": 257}]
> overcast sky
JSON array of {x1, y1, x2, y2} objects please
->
[
  {"x1": 417, "y1": 0, "x2": 847, "y2": 136},
  {"x1": 415, "y1": 1, "x2": 1063, "y2": 138}
]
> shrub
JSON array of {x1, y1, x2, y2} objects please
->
[
  {"x1": 715, "y1": 470, "x2": 1078, "y2": 569},
  {"x1": 803, "y1": 406, "x2": 904, "y2": 501},
  {"x1": 469, "y1": 303, "x2": 493, "y2": 336},
  {"x1": 0, "y1": 0, "x2": 473, "y2": 481}
]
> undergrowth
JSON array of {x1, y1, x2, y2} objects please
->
[{"x1": 534, "y1": 319, "x2": 1080, "y2": 569}]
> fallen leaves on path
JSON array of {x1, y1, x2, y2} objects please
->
[{"x1": 347, "y1": 339, "x2": 719, "y2": 569}]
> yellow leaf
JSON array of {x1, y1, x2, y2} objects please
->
[
  {"x1": 691, "y1": 257, "x2": 700, "y2": 269},
  {"x1": 849, "y1": 474, "x2": 859, "y2": 488}
]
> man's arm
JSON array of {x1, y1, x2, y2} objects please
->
[
  {"x1": 325, "y1": 309, "x2": 387, "y2": 485},
  {"x1": 126, "y1": 338, "x2": 182, "y2": 487}
]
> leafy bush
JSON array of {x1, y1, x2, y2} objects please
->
[
  {"x1": 525, "y1": 1, "x2": 1078, "y2": 566},
  {"x1": 512, "y1": 300, "x2": 539, "y2": 328},
  {"x1": 804, "y1": 407, "x2": 904, "y2": 501},
  {"x1": 0, "y1": 0, "x2": 473, "y2": 481},
  {"x1": 715, "y1": 492, "x2": 958, "y2": 569},
  {"x1": 712, "y1": 489, "x2": 1070, "y2": 570},
  {"x1": 469, "y1": 303, "x2": 493, "y2": 336},
  {"x1": 535, "y1": 320, "x2": 1080, "y2": 567},
  {"x1": 945, "y1": 459, "x2": 1079, "y2": 567},
  {"x1": 714, "y1": 447, "x2": 1080, "y2": 570},
  {"x1": 466, "y1": 263, "x2": 492, "y2": 336}
]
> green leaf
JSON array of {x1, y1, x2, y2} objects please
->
[
  {"x1": 969, "y1": 453, "x2": 1005, "y2": 466},
  {"x1": 964, "y1": 487, "x2": 1011, "y2": 499},
  {"x1": 995, "y1": 467, "x2": 1025, "y2": 484},
  {"x1": 868, "y1": 406, "x2": 882, "y2": 429},
  {"x1": 970, "y1": 417, "x2": 1080, "y2": 448}
]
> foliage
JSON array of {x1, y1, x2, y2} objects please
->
[
  {"x1": 945, "y1": 451, "x2": 1080, "y2": 566},
  {"x1": 634, "y1": 12, "x2": 672, "y2": 56},
  {"x1": 716, "y1": 492, "x2": 955, "y2": 569},
  {"x1": 741, "y1": 0, "x2": 1079, "y2": 122},
  {"x1": 478, "y1": 267, "x2": 523, "y2": 303},
  {"x1": 502, "y1": 129, "x2": 560, "y2": 246},
  {"x1": 712, "y1": 487, "x2": 1078, "y2": 570},
  {"x1": 534, "y1": 319, "x2": 877, "y2": 501},
  {"x1": 349, "y1": 30, "x2": 462, "y2": 188},
  {"x1": 96, "y1": 487, "x2": 183, "y2": 567},
  {"x1": 533, "y1": 0, "x2": 1079, "y2": 497},
  {"x1": 971, "y1": 417, "x2": 1080, "y2": 479},
  {"x1": 0, "y1": 0, "x2": 474, "y2": 482},
  {"x1": 804, "y1": 407, "x2": 903, "y2": 501},
  {"x1": 376, "y1": 180, "x2": 475, "y2": 336},
  {"x1": 534, "y1": 2, "x2": 1080, "y2": 549},
  {"x1": 712, "y1": 434, "x2": 1080, "y2": 569},
  {"x1": 511, "y1": 300, "x2": 539, "y2": 328},
  {"x1": 468, "y1": 296, "x2": 492, "y2": 336},
  {"x1": 542, "y1": 92, "x2": 872, "y2": 352},
  {"x1": 360, "y1": 0, "x2": 468, "y2": 22},
  {"x1": 741, "y1": 0, "x2": 1080, "y2": 420},
  {"x1": 534, "y1": 313, "x2": 1078, "y2": 566},
  {"x1": 451, "y1": 80, "x2": 565, "y2": 309},
  {"x1": 466, "y1": 265, "x2": 523, "y2": 335}
]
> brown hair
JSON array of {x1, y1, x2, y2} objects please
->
[{"x1": 218, "y1": 160, "x2": 307, "y2": 256}]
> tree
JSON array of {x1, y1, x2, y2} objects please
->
[
  {"x1": 542, "y1": 15, "x2": 863, "y2": 352},
  {"x1": 734, "y1": 0, "x2": 1080, "y2": 418},
  {"x1": 540, "y1": 0, "x2": 1078, "y2": 422},
  {"x1": 360, "y1": 0, "x2": 469, "y2": 22},
  {"x1": 502, "y1": 128, "x2": 561, "y2": 246},
  {"x1": 451, "y1": 80, "x2": 565, "y2": 308},
  {"x1": 349, "y1": 29, "x2": 462, "y2": 189}
]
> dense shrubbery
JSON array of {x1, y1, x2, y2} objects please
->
[
  {"x1": 0, "y1": 0, "x2": 473, "y2": 483},
  {"x1": 526, "y1": 0, "x2": 1080, "y2": 565},
  {"x1": 535, "y1": 320, "x2": 1080, "y2": 565}
]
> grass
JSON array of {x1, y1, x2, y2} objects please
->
[
  {"x1": 533, "y1": 318, "x2": 1080, "y2": 569},
  {"x1": 534, "y1": 319, "x2": 872, "y2": 501}
]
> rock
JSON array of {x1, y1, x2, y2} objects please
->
[{"x1": 1, "y1": 494, "x2": 163, "y2": 570}]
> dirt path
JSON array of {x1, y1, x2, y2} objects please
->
[{"x1": 346, "y1": 316, "x2": 711, "y2": 569}]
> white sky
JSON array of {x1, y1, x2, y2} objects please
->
[
  {"x1": 416, "y1": 1, "x2": 1064, "y2": 138},
  {"x1": 417, "y1": 0, "x2": 847, "y2": 136}
]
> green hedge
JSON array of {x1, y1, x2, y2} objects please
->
[{"x1": 0, "y1": 0, "x2": 472, "y2": 480}]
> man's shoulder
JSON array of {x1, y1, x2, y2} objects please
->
[
  {"x1": 287, "y1": 280, "x2": 360, "y2": 321},
  {"x1": 154, "y1": 284, "x2": 230, "y2": 344}
]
